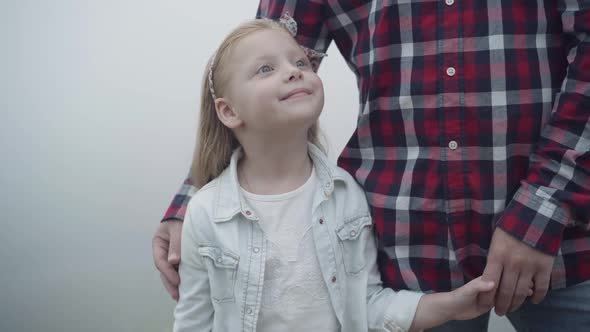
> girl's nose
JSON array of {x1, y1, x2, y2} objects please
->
[{"x1": 286, "y1": 66, "x2": 303, "y2": 81}]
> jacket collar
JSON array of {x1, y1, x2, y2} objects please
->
[{"x1": 212, "y1": 142, "x2": 345, "y2": 223}]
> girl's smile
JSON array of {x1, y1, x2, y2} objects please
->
[{"x1": 280, "y1": 87, "x2": 313, "y2": 101}]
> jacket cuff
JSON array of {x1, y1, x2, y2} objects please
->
[{"x1": 383, "y1": 290, "x2": 424, "y2": 332}]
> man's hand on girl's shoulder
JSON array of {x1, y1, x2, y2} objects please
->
[{"x1": 152, "y1": 220, "x2": 183, "y2": 301}]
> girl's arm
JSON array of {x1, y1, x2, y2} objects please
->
[
  {"x1": 364, "y1": 221, "x2": 495, "y2": 332},
  {"x1": 364, "y1": 227, "x2": 423, "y2": 332},
  {"x1": 173, "y1": 207, "x2": 214, "y2": 332}
]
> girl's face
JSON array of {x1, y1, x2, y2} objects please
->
[{"x1": 220, "y1": 28, "x2": 324, "y2": 136}]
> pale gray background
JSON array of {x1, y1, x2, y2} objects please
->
[{"x1": 1, "y1": 1, "x2": 514, "y2": 331}]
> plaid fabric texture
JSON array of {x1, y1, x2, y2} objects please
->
[{"x1": 165, "y1": 0, "x2": 590, "y2": 292}]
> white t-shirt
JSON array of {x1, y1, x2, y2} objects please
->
[{"x1": 241, "y1": 169, "x2": 340, "y2": 331}]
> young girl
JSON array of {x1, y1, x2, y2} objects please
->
[{"x1": 174, "y1": 15, "x2": 499, "y2": 332}]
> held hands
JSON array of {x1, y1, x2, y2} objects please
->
[
  {"x1": 409, "y1": 277, "x2": 496, "y2": 331},
  {"x1": 479, "y1": 228, "x2": 554, "y2": 315},
  {"x1": 448, "y1": 277, "x2": 498, "y2": 320},
  {"x1": 152, "y1": 220, "x2": 183, "y2": 301}
]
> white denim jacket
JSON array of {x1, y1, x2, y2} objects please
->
[{"x1": 174, "y1": 144, "x2": 423, "y2": 332}]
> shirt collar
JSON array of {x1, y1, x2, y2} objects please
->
[{"x1": 212, "y1": 142, "x2": 344, "y2": 223}]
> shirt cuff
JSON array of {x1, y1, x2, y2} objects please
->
[
  {"x1": 496, "y1": 183, "x2": 569, "y2": 255},
  {"x1": 161, "y1": 202, "x2": 189, "y2": 222},
  {"x1": 161, "y1": 177, "x2": 198, "y2": 222},
  {"x1": 383, "y1": 290, "x2": 424, "y2": 332}
]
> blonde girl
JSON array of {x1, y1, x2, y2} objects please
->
[{"x1": 174, "y1": 15, "x2": 500, "y2": 332}]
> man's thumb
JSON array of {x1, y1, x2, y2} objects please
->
[{"x1": 167, "y1": 222, "x2": 183, "y2": 265}]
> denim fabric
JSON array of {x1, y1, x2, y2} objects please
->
[{"x1": 174, "y1": 143, "x2": 423, "y2": 332}]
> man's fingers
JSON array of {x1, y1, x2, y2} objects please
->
[
  {"x1": 160, "y1": 272, "x2": 179, "y2": 301},
  {"x1": 153, "y1": 235, "x2": 170, "y2": 271},
  {"x1": 508, "y1": 271, "x2": 533, "y2": 312},
  {"x1": 153, "y1": 229, "x2": 180, "y2": 287},
  {"x1": 160, "y1": 259, "x2": 180, "y2": 288},
  {"x1": 494, "y1": 269, "x2": 518, "y2": 316},
  {"x1": 167, "y1": 221, "x2": 183, "y2": 265},
  {"x1": 531, "y1": 272, "x2": 550, "y2": 304},
  {"x1": 152, "y1": 222, "x2": 182, "y2": 301},
  {"x1": 478, "y1": 261, "x2": 502, "y2": 307}
]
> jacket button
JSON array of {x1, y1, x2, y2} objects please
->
[
  {"x1": 319, "y1": 218, "x2": 324, "y2": 224},
  {"x1": 245, "y1": 210, "x2": 252, "y2": 216},
  {"x1": 331, "y1": 276, "x2": 337, "y2": 283},
  {"x1": 253, "y1": 247, "x2": 260, "y2": 253}
]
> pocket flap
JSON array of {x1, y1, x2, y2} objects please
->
[
  {"x1": 198, "y1": 246, "x2": 239, "y2": 269},
  {"x1": 336, "y1": 216, "x2": 372, "y2": 241}
]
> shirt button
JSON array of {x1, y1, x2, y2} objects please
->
[
  {"x1": 216, "y1": 257, "x2": 222, "y2": 263},
  {"x1": 319, "y1": 218, "x2": 324, "y2": 224},
  {"x1": 246, "y1": 307, "x2": 253, "y2": 315},
  {"x1": 331, "y1": 276, "x2": 337, "y2": 283},
  {"x1": 253, "y1": 247, "x2": 260, "y2": 253},
  {"x1": 445, "y1": 0, "x2": 454, "y2": 5},
  {"x1": 448, "y1": 140, "x2": 458, "y2": 150},
  {"x1": 446, "y1": 67, "x2": 456, "y2": 77},
  {"x1": 350, "y1": 230, "x2": 357, "y2": 237}
]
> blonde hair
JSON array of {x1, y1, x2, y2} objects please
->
[{"x1": 190, "y1": 19, "x2": 324, "y2": 187}]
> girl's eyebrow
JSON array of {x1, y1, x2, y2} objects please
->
[
  {"x1": 250, "y1": 47, "x2": 305, "y2": 64},
  {"x1": 251, "y1": 54, "x2": 276, "y2": 63}
]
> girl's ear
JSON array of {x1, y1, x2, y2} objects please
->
[{"x1": 215, "y1": 98, "x2": 243, "y2": 129}]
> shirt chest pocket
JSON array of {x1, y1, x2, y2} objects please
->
[
  {"x1": 336, "y1": 216, "x2": 372, "y2": 276},
  {"x1": 198, "y1": 246, "x2": 239, "y2": 303}
]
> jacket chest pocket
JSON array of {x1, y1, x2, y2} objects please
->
[
  {"x1": 336, "y1": 216, "x2": 372, "y2": 276},
  {"x1": 198, "y1": 246, "x2": 239, "y2": 303}
]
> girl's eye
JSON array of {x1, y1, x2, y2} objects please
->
[
  {"x1": 296, "y1": 59, "x2": 307, "y2": 68},
  {"x1": 258, "y1": 65, "x2": 274, "y2": 74}
]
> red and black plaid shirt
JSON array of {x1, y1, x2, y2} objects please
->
[{"x1": 164, "y1": 0, "x2": 590, "y2": 292}]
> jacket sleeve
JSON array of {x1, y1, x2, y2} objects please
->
[
  {"x1": 173, "y1": 205, "x2": 214, "y2": 332},
  {"x1": 496, "y1": 0, "x2": 590, "y2": 255},
  {"x1": 364, "y1": 221, "x2": 424, "y2": 332}
]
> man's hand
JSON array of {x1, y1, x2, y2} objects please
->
[
  {"x1": 479, "y1": 228, "x2": 554, "y2": 316},
  {"x1": 152, "y1": 220, "x2": 183, "y2": 301}
]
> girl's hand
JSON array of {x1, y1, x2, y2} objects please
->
[
  {"x1": 450, "y1": 277, "x2": 498, "y2": 320},
  {"x1": 410, "y1": 276, "x2": 530, "y2": 331},
  {"x1": 410, "y1": 277, "x2": 495, "y2": 331}
]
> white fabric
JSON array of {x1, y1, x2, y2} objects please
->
[{"x1": 241, "y1": 169, "x2": 340, "y2": 331}]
